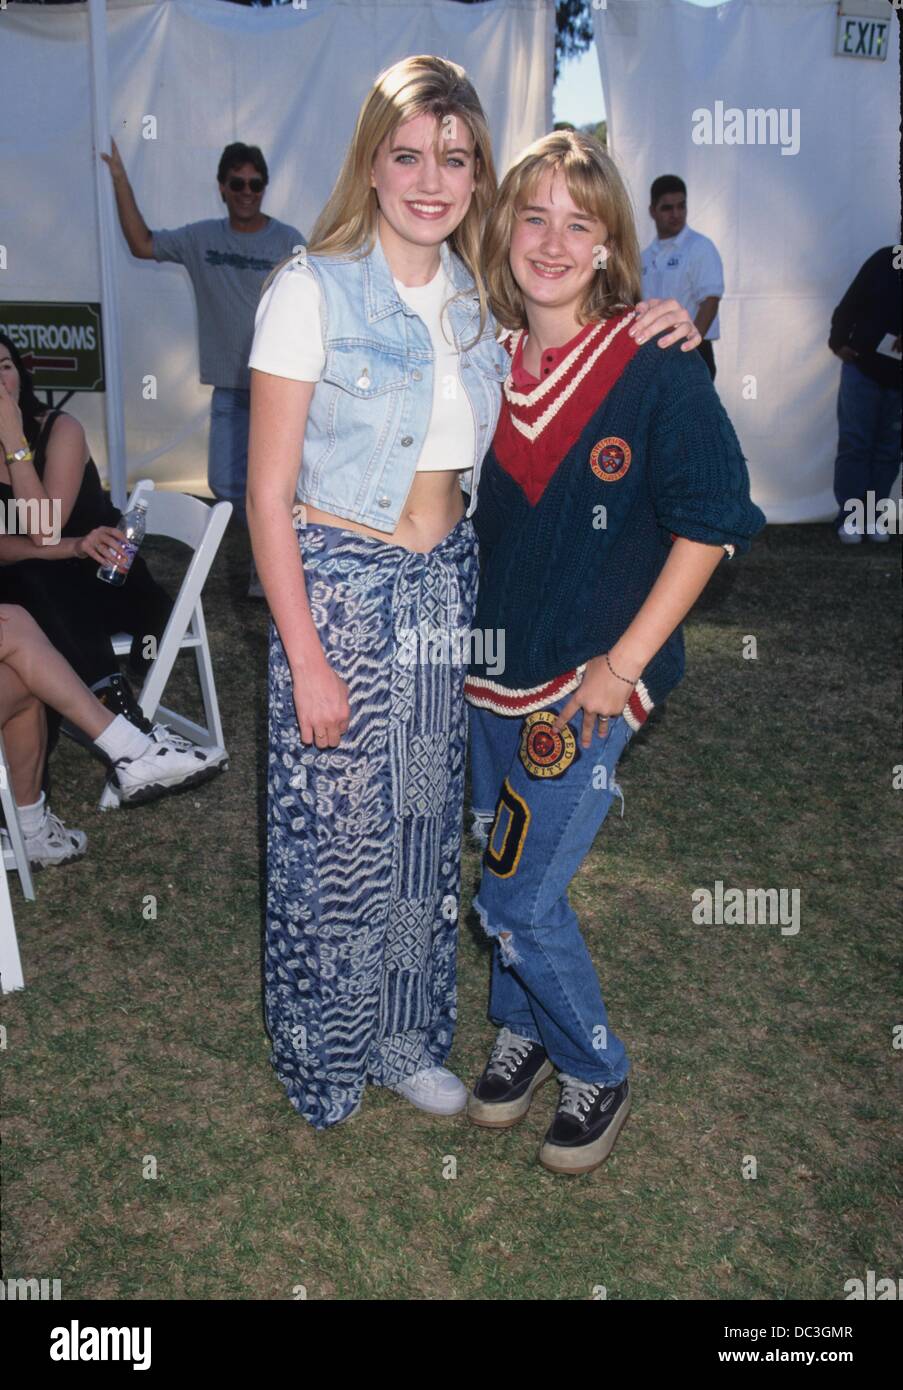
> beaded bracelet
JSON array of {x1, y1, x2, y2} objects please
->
[{"x1": 605, "y1": 652, "x2": 638, "y2": 687}]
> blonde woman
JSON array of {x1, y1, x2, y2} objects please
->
[
  {"x1": 463, "y1": 132, "x2": 765, "y2": 1173},
  {"x1": 247, "y1": 60, "x2": 697, "y2": 1130}
]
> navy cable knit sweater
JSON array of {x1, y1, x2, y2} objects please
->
[{"x1": 465, "y1": 336, "x2": 766, "y2": 727}]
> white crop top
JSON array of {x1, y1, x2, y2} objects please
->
[{"x1": 249, "y1": 258, "x2": 475, "y2": 472}]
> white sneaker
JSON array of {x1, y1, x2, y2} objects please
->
[
  {"x1": 388, "y1": 1065, "x2": 468, "y2": 1115},
  {"x1": 866, "y1": 524, "x2": 891, "y2": 544},
  {"x1": 111, "y1": 725, "x2": 228, "y2": 805},
  {"x1": 837, "y1": 520, "x2": 863, "y2": 545},
  {"x1": 7, "y1": 809, "x2": 88, "y2": 868}
]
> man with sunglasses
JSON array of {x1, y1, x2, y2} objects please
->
[{"x1": 102, "y1": 141, "x2": 305, "y2": 594}]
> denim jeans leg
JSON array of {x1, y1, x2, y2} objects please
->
[
  {"x1": 871, "y1": 381, "x2": 903, "y2": 502},
  {"x1": 468, "y1": 707, "x2": 539, "y2": 1039},
  {"x1": 468, "y1": 704, "x2": 520, "y2": 849},
  {"x1": 473, "y1": 702, "x2": 634, "y2": 1084},
  {"x1": 208, "y1": 387, "x2": 251, "y2": 527},
  {"x1": 833, "y1": 362, "x2": 877, "y2": 525}
]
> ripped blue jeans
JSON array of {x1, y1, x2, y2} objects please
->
[{"x1": 468, "y1": 698, "x2": 634, "y2": 1086}]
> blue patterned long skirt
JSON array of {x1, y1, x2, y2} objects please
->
[{"x1": 265, "y1": 518, "x2": 480, "y2": 1130}]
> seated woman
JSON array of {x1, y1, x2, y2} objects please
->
[
  {"x1": 0, "y1": 332, "x2": 173, "y2": 741},
  {"x1": 0, "y1": 604, "x2": 227, "y2": 866}
]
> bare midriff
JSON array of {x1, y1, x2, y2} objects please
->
[{"x1": 302, "y1": 467, "x2": 466, "y2": 554}]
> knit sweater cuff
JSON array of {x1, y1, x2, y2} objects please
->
[{"x1": 623, "y1": 679, "x2": 655, "y2": 732}]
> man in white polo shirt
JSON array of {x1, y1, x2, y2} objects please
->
[{"x1": 642, "y1": 175, "x2": 724, "y2": 380}]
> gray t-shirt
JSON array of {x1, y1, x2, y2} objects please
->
[{"x1": 151, "y1": 215, "x2": 305, "y2": 389}]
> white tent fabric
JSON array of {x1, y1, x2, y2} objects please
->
[
  {"x1": 0, "y1": 0, "x2": 554, "y2": 493},
  {"x1": 594, "y1": 0, "x2": 900, "y2": 523}
]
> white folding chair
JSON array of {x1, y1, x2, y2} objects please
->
[
  {"x1": 99, "y1": 480, "x2": 232, "y2": 811},
  {"x1": 0, "y1": 731, "x2": 28, "y2": 991},
  {"x1": 0, "y1": 854, "x2": 25, "y2": 993},
  {"x1": 0, "y1": 728, "x2": 35, "y2": 901}
]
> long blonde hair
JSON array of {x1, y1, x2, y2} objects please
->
[
  {"x1": 267, "y1": 56, "x2": 497, "y2": 340},
  {"x1": 482, "y1": 129, "x2": 642, "y2": 332}
]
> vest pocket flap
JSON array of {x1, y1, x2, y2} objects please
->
[
  {"x1": 321, "y1": 347, "x2": 409, "y2": 397},
  {"x1": 468, "y1": 338, "x2": 509, "y2": 383}
]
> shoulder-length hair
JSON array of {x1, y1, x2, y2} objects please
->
[
  {"x1": 482, "y1": 130, "x2": 642, "y2": 332},
  {"x1": 0, "y1": 332, "x2": 50, "y2": 450},
  {"x1": 263, "y1": 55, "x2": 497, "y2": 338}
]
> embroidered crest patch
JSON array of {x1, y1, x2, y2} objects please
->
[
  {"x1": 518, "y1": 711, "x2": 578, "y2": 780},
  {"x1": 590, "y1": 436, "x2": 632, "y2": 483}
]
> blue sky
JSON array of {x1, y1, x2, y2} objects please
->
[
  {"x1": 553, "y1": 44, "x2": 607, "y2": 126},
  {"x1": 553, "y1": 0, "x2": 724, "y2": 126}
]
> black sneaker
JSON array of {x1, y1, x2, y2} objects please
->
[
  {"x1": 467, "y1": 1028, "x2": 555, "y2": 1129},
  {"x1": 539, "y1": 1075, "x2": 631, "y2": 1175}
]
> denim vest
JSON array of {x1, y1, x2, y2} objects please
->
[{"x1": 293, "y1": 235, "x2": 508, "y2": 532}]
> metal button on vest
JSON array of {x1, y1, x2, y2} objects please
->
[
  {"x1": 377, "y1": 494, "x2": 391, "y2": 508},
  {"x1": 401, "y1": 435, "x2": 413, "y2": 447},
  {"x1": 411, "y1": 369, "x2": 422, "y2": 381},
  {"x1": 356, "y1": 368, "x2": 371, "y2": 390}
]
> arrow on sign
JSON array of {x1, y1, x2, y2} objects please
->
[{"x1": 21, "y1": 353, "x2": 78, "y2": 373}]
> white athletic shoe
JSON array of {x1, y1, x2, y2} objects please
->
[
  {"x1": 388, "y1": 1065, "x2": 468, "y2": 1116},
  {"x1": 111, "y1": 725, "x2": 228, "y2": 805},
  {"x1": 837, "y1": 519, "x2": 863, "y2": 545},
  {"x1": 865, "y1": 524, "x2": 891, "y2": 544},
  {"x1": 2, "y1": 809, "x2": 88, "y2": 868}
]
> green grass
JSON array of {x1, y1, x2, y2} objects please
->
[{"x1": 1, "y1": 521, "x2": 900, "y2": 1300}]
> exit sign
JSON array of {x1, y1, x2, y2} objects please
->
[{"x1": 835, "y1": 14, "x2": 891, "y2": 60}]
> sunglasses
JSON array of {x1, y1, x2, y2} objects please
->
[{"x1": 227, "y1": 177, "x2": 265, "y2": 194}]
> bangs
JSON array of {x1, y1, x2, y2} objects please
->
[
  {"x1": 516, "y1": 152, "x2": 620, "y2": 230},
  {"x1": 482, "y1": 129, "x2": 642, "y2": 331}
]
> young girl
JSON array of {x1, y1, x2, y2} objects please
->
[
  {"x1": 247, "y1": 60, "x2": 698, "y2": 1131},
  {"x1": 464, "y1": 131, "x2": 766, "y2": 1173}
]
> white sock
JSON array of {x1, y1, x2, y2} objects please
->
[
  {"x1": 17, "y1": 790, "x2": 47, "y2": 836},
  {"x1": 94, "y1": 713, "x2": 151, "y2": 761}
]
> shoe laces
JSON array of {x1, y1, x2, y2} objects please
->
[
  {"x1": 487, "y1": 1028, "x2": 534, "y2": 1081},
  {"x1": 558, "y1": 1074, "x2": 603, "y2": 1121},
  {"x1": 26, "y1": 810, "x2": 74, "y2": 848},
  {"x1": 149, "y1": 723, "x2": 194, "y2": 753}
]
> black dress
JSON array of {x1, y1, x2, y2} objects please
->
[{"x1": 0, "y1": 408, "x2": 173, "y2": 688}]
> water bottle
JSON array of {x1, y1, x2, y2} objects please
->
[{"x1": 97, "y1": 498, "x2": 148, "y2": 587}]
